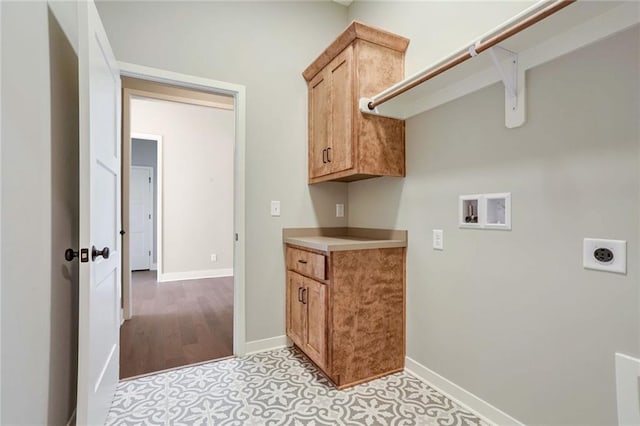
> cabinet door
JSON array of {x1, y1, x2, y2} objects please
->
[
  {"x1": 286, "y1": 271, "x2": 306, "y2": 348},
  {"x1": 308, "y1": 70, "x2": 331, "y2": 179},
  {"x1": 303, "y1": 277, "x2": 327, "y2": 369},
  {"x1": 327, "y1": 46, "x2": 354, "y2": 174}
]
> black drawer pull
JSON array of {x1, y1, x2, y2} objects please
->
[
  {"x1": 298, "y1": 259, "x2": 307, "y2": 264},
  {"x1": 301, "y1": 288, "x2": 307, "y2": 305}
]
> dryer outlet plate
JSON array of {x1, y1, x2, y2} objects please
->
[{"x1": 583, "y1": 238, "x2": 626, "y2": 274}]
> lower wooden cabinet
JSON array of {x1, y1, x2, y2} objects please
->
[
  {"x1": 286, "y1": 271, "x2": 327, "y2": 369},
  {"x1": 285, "y1": 244, "x2": 405, "y2": 389},
  {"x1": 286, "y1": 271, "x2": 306, "y2": 350}
]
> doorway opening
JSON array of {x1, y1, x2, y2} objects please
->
[{"x1": 120, "y1": 73, "x2": 244, "y2": 379}]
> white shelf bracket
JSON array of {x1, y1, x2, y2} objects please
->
[{"x1": 488, "y1": 46, "x2": 525, "y2": 128}]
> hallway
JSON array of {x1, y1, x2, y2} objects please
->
[{"x1": 120, "y1": 271, "x2": 233, "y2": 379}]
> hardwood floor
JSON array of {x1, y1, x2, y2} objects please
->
[{"x1": 120, "y1": 270, "x2": 233, "y2": 379}]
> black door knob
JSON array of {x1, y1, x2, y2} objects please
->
[
  {"x1": 65, "y1": 249, "x2": 79, "y2": 262},
  {"x1": 91, "y1": 246, "x2": 110, "y2": 261}
]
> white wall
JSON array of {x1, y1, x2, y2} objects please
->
[
  {"x1": 131, "y1": 97, "x2": 235, "y2": 275},
  {"x1": 131, "y1": 138, "x2": 158, "y2": 265},
  {"x1": 96, "y1": 1, "x2": 349, "y2": 341},
  {"x1": 1, "y1": 3, "x2": 78, "y2": 424},
  {"x1": 347, "y1": 2, "x2": 640, "y2": 422}
]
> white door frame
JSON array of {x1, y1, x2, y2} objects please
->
[
  {"x1": 130, "y1": 165, "x2": 154, "y2": 271},
  {"x1": 120, "y1": 62, "x2": 247, "y2": 356}
]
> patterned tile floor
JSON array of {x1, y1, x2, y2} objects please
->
[{"x1": 107, "y1": 347, "x2": 489, "y2": 425}]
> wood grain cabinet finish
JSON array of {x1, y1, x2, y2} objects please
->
[
  {"x1": 285, "y1": 244, "x2": 406, "y2": 389},
  {"x1": 303, "y1": 21, "x2": 409, "y2": 184},
  {"x1": 286, "y1": 271, "x2": 307, "y2": 351},
  {"x1": 286, "y1": 246, "x2": 326, "y2": 281}
]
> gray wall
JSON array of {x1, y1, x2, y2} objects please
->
[
  {"x1": 1, "y1": 3, "x2": 78, "y2": 424},
  {"x1": 3, "y1": 2, "x2": 633, "y2": 424},
  {"x1": 48, "y1": 7, "x2": 79, "y2": 424},
  {"x1": 132, "y1": 138, "x2": 158, "y2": 264},
  {"x1": 346, "y1": 21, "x2": 640, "y2": 426},
  {"x1": 96, "y1": 1, "x2": 349, "y2": 341}
]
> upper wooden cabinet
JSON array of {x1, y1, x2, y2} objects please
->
[{"x1": 303, "y1": 21, "x2": 409, "y2": 184}]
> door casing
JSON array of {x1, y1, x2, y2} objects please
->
[{"x1": 120, "y1": 62, "x2": 247, "y2": 356}]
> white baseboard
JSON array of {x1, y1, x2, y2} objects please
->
[
  {"x1": 158, "y1": 268, "x2": 233, "y2": 282},
  {"x1": 405, "y1": 356, "x2": 523, "y2": 426},
  {"x1": 245, "y1": 335, "x2": 289, "y2": 355},
  {"x1": 150, "y1": 263, "x2": 157, "y2": 271}
]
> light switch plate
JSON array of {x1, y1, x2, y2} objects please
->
[
  {"x1": 583, "y1": 238, "x2": 626, "y2": 274},
  {"x1": 336, "y1": 204, "x2": 344, "y2": 218},
  {"x1": 433, "y1": 229, "x2": 444, "y2": 250},
  {"x1": 270, "y1": 200, "x2": 281, "y2": 217}
]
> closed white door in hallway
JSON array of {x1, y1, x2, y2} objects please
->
[{"x1": 130, "y1": 166, "x2": 153, "y2": 271}]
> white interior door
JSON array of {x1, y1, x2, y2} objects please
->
[
  {"x1": 76, "y1": 1, "x2": 121, "y2": 425},
  {"x1": 130, "y1": 166, "x2": 152, "y2": 271}
]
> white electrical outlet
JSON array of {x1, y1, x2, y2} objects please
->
[
  {"x1": 210, "y1": 254, "x2": 217, "y2": 262},
  {"x1": 433, "y1": 229, "x2": 444, "y2": 250},
  {"x1": 270, "y1": 200, "x2": 281, "y2": 217},
  {"x1": 583, "y1": 238, "x2": 626, "y2": 274},
  {"x1": 336, "y1": 204, "x2": 344, "y2": 218}
]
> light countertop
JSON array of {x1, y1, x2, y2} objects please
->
[{"x1": 283, "y1": 228, "x2": 407, "y2": 252}]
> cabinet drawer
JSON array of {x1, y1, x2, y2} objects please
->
[{"x1": 286, "y1": 247, "x2": 326, "y2": 280}]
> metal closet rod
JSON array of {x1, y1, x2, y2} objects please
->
[{"x1": 367, "y1": 0, "x2": 576, "y2": 110}]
